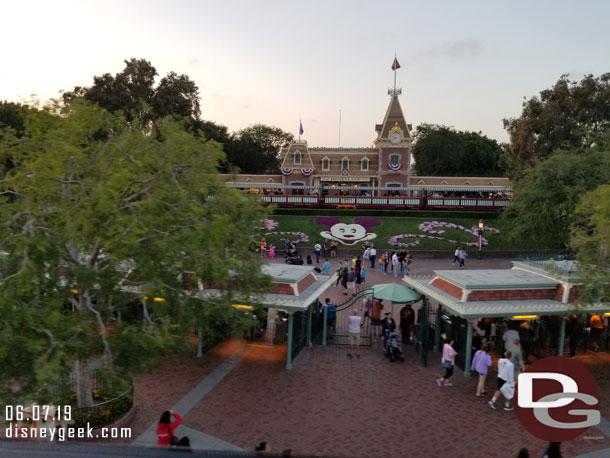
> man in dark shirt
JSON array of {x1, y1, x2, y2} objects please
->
[{"x1": 325, "y1": 298, "x2": 337, "y2": 339}]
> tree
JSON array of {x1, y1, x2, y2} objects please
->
[
  {"x1": 570, "y1": 185, "x2": 610, "y2": 302},
  {"x1": 412, "y1": 124, "x2": 505, "y2": 176},
  {"x1": 503, "y1": 73, "x2": 610, "y2": 180},
  {"x1": 500, "y1": 143, "x2": 610, "y2": 247},
  {"x1": 0, "y1": 101, "x2": 269, "y2": 406},
  {"x1": 227, "y1": 124, "x2": 294, "y2": 174},
  {"x1": 63, "y1": 58, "x2": 201, "y2": 129}
]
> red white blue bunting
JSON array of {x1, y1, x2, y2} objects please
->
[
  {"x1": 281, "y1": 168, "x2": 294, "y2": 176},
  {"x1": 388, "y1": 162, "x2": 402, "y2": 171},
  {"x1": 301, "y1": 168, "x2": 314, "y2": 176}
]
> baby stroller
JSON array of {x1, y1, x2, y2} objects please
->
[
  {"x1": 282, "y1": 240, "x2": 298, "y2": 259},
  {"x1": 383, "y1": 329, "x2": 405, "y2": 362}
]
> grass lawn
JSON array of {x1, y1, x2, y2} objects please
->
[{"x1": 264, "y1": 214, "x2": 556, "y2": 251}]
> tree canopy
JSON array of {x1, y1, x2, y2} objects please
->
[
  {"x1": 412, "y1": 124, "x2": 505, "y2": 176},
  {"x1": 0, "y1": 101, "x2": 270, "y2": 406},
  {"x1": 503, "y1": 73, "x2": 610, "y2": 180},
  {"x1": 570, "y1": 185, "x2": 610, "y2": 302},
  {"x1": 500, "y1": 139, "x2": 610, "y2": 247},
  {"x1": 63, "y1": 58, "x2": 201, "y2": 129}
]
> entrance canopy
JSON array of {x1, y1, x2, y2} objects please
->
[{"x1": 372, "y1": 283, "x2": 421, "y2": 304}]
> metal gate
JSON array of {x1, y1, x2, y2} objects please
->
[{"x1": 327, "y1": 288, "x2": 373, "y2": 347}]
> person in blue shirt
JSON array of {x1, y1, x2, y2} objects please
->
[
  {"x1": 325, "y1": 298, "x2": 337, "y2": 339},
  {"x1": 321, "y1": 259, "x2": 331, "y2": 275}
]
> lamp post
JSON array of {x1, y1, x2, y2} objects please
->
[{"x1": 477, "y1": 220, "x2": 484, "y2": 259}]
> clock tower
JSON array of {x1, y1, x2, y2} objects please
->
[{"x1": 374, "y1": 89, "x2": 412, "y2": 191}]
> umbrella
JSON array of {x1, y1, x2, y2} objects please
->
[{"x1": 372, "y1": 283, "x2": 421, "y2": 304}]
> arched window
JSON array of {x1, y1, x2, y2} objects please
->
[
  {"x1": 294, "y1": 151, "x2": 302, "y2": 165},
  {"x1": 341, "y1": 157, "x2": 350, "y2": 171},
  {"x1": 389, "y1": 153, "x2": 400, "y2": 166},
  {"x1": 321, "y1": 157, "x2": 330, "y2": 171},
  {"x1": 361, "y1": 157, "x2": 370, "y2": 171}
]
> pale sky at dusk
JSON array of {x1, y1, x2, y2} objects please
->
[{"x1": 2, "y1": 0, "x2": 610, "y2": 147}]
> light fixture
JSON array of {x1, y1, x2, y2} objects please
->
[
  {"x1": 70, "y1": 289, "x2": 78, "y2": 294},
  {"x1": 512, "y1": 315, "x2": 539, "y2": 320},
  {"x1": 604, "y1": 312, "x2": 610, "y2": 316},
  {"x1": 232, "y1": 304, "x2": 253, "y2": 310},
  {"x1": 478, "y1": 220, "x2": 484, "y2": 229},
  {"x1": 153, "y1": 297, "x2": 165, "y2": 302}
]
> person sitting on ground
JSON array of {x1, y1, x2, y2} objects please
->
[
  {"x1": 255, "y1": 441, "x2": 271, "y2": 455},
  {"x1": 156, "y1": 410, "x2": 190, "y2": 447},
  {"x1": 321, "y1": 258, "x2": 331, "y2": 275}
]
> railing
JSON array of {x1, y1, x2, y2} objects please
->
[{"x1": 72, "y1": 383, "x2": 134, "y2": 429}]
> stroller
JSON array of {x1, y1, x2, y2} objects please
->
[
  {"x1": 383, "y1": 329, "x2": 405, "y2": 362},
  {"x1": 283, "y1": 240, "x2": 298, "y2": 260}
]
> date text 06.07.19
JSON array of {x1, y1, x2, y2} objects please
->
[{"x1": 4, "y1": 405, "x2": 72, "y2": 422}]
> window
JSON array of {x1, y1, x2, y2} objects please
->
[
  {"x1": 361, "y1": 157, "x2": 369, "y2": 171},
  {"x1": 294, "y1": 151, "x2": 301, "y2": 165},
  {"x1": 341, "y1": 157, "x2": 349, "y2": 171},
  {"x1": 322, "y1": 157, "x2": 330, "y2": 171},
  {"x1": 389, "y1": 154, "x2": 400, "y2": 165}
]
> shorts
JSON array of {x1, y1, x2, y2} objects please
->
[
  {"x1": 371, "y1": 318, "x2": 381, "y2": 326},
  {"x1": 497, "y1": 378, "x2": 507, "y2": 390},
  {"x1": 327, "y1": 319, "x2": 336, "y2": 329},
  {"x1": 349, "y1": 332, "x2": 361, "y2": 345},
  {"x1": 348, "y1": 281, "x2": 355, "y2": 289}
]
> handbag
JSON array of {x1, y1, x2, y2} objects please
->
[
  {"x1": 168, "y1": 424, "x2": 180, "y2": 446},
  {"x1": 442, "y1": 359, "x2": 453, "y2": 369},
  {"x1": 500, "y1": 381, "x2": 515, "y2": 400}
]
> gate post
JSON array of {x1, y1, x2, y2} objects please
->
[
  {"x1": 286, "y1": 313, "x2": 294, "y2": 369},
  {"x1": 322, "y1": 305, "x2": 328, "y2": 347},
  {"x1": 433, "y1": 304, "x2": 442, "y2": 352},
  {"x1": 197, "y1": 327, "x2": 203, "y2": 358},
  {"x1": 421, "y1": 297, "x2": 429, "y2": 367},
  {"x1": 557, "y1": 317, "x2": 566, "y2": 357},
  {"x1": 307, "y1": 304, "x2": 313, "y2": 347},
  {"x1": 464, "y1": 320, "x2": 473, "y2": 377}
]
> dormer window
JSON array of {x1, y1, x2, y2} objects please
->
[
  {"x1": 361, "y1": 157, "x2": 370, "y2": 171},
  {"x1": 321, "y1": 157, "x2": 330, "y2": 171},
  {"x1": 389, "y1": 154, "x2": 400, "y2": 166},
  {"x1": 341, "y1": 156, "x2": 350, "y2": 171},
  {"x1": 294, "y1": 151, "x2": 301, "y2": 165}
]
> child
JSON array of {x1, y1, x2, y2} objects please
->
[
  {"x1": 268, "y1": 244, "x2": 275, "y2": 259},
  {"x1": 361, "y1": 267, "x2": 366, "y2": 283}
]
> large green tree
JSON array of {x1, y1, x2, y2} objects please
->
[
  {"x1": 226, "y1": 124, "x2": 294, "y2": 174},
  {"x1": 503, "y1": 73, "x2": 610, "y2": 180},
  {"x1": 501, "y1": 142, "x2": 610, "y2": 247},
  {"x1": 570, "y1": 185, "x2": 610, "y2": 302},
  {"x1": 412, "y1": 124, "x2": 505, "y2": 176},
  {"x1": 0, "y1": 101, "x2": 269, "y2": 406},
  {"x1": 63, "y1": 58, "x2": 201, "y2": 129}
]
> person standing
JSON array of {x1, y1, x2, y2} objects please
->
[
  {"x1": 268, "y1": 245, "x2": 275, "y2": 260},
  {"x1": 567, "y1": 315, "x2": 584, "y2": 358},
  {"x1": 436, "y1": 338, "x2": 458, "y2": 387},
  {"x1": 347, "y1": 267, "x2": 356, "y2": 295},
  {"x1": 369, "y1": 245, "x2": 377, "y2": 269},
  {"x1": 341, "y1": 266, "x2": 349, "y2": 295},
  {"x1": 325, "y1": 298, "x2": 337, "y2": 340},
  {"x1": 363, "y1": 247, "x2": 370, "y2": 268},
  {"x1": 371, "y1": 299, "x2": 384, "y2": 337},
  {"x1": 314, "y1": 241, "x2": 322, "y2": 263},
  {"x1": 489, "y1": 350, "x2": 515, "y2": 411},
  {"x1": 510, "y1": 339, "x2": 526, "y2": 379},
  {"x1": 335, "y1": 261, "x2": 344, "y2": 287},
  {"x1": 503, "y1": 325, "x2": 520, "y2": 351},
  {"x1": 590, "y1": 313, "x2": 604, "y2": 352},
  {"x1": 406, "y1": 251, "x2": 413, "y2": 275},
  {"x1": 471, "y1": 344, "x2": 492, "y2": 396},
  {"x1": 400, "y1": 305, "x2": 415, "y2": 344},
  {"x1": 518, "y1": 321, "x2": 534, "y2": 363},
  {"x1": 391, "y1": 251, "x2": 399, "y2": 277},
  {"x1": 379, "y1": 252, "x2": 387, "y2": 275},
  {"x1": 348, "y1": 308, "x2": 362, "y2": 358},
  {"x1": 330, "y1": 240, "x2": 338, "y2": 258}
]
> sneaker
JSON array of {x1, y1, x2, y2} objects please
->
[
  {"x1": 436, "y1": 379, "x2": 442, "y2": 387},
  {"x1": 347, "y1": 353, "x2": 353, "y2": 358},
  {"x1": 488, "y1": 400, "x2": 496, "y2": 410},
  {"x1": 504, "y1": 406, "x2": 514, "y2": 411},
  {"x1": 444, "y1": 382, "x2": 453, "y2": 387}
]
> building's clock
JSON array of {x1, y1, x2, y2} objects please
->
[{"x1": 390, "y1": 132, "x2": 401, "y2": 143}]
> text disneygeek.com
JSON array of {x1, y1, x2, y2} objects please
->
[{"x1": 5, "y1": 424, "x2": 132, "y2": 441}]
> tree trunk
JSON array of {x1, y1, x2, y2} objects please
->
[{"x1": 74, "y1": 358, "x2": 94, "y2": 408}]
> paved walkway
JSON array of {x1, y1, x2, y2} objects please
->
[{"x1": 121, "y1": 256, "x2": 609, "y2": 457}]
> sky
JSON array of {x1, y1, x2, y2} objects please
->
[{"x1": 2, "y1": 0, "x2": 610, "y2": 147}]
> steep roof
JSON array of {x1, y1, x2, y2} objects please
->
[{"x1": 377, "y1": 94, "x2": 411, "y2": 140}]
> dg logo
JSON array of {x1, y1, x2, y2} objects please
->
[{"x1": 515, "y1": 356, "x2": 601, "y2": 442}]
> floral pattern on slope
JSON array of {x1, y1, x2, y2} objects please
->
[
  {"x1": 388, "y1": 221, "x2": 500, "y2": 248},
  {"x1": 260, "y1": 219, "x2": 309, "y2": 244}
]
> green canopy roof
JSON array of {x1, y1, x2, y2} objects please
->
[{"x1": 372, "y1": 283, "x2": 422, "y2": 304}]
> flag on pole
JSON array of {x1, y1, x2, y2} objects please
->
[
  {"x1": 299, "y1": 119, "x2": 304, "y2": 135},
  {"x1": 391, "y1": 57, "x2": 401, "y2": 71}
]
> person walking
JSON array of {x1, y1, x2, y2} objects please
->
[
  {"x1": 471, "y1": 344, "x2": 492, "y2": 396},
  {"x1": 452, "y1": 246, "x2": 461, "y2": 266},
  {"x1": 391, "y1": 251, "x2": 399, "y2": 277},
  {"x1": 348, "y1": 308, "x2": 362, "y2": 358},
  {"x1": 341, "y1": 266, "x2": 349, "y2": 296},
  {"x1": 314, "y1": 241, "x2": 322, "y2": 263},
  {"x1": 458, "y1": 248, "x2": 467, "y2": 267},
  {"x1": 347, "y1": 267, "x2": 356, "y2": 295},
  {"x1": 371, "y1": 299, "x2": 384, "y2": 337},
  {"x1": 566, "y1": 315, "x2": 584, "y2": 358},
  {"x1": 360, "y1": 266, "x2": 366, "y2": 285},
  {"x1": 335, "y1": 261, "x2": 344, "y2": 287},
  {"x1": 363, "y1": 247, "x2": 370, "y2": 268},
  {"x1": 369, "y1": 245, "x2": 377, "y2": 269},
  {"x1": 156, "y1": 410, "x2": 190, "y2": 447},
  {"x1": 489, "y1": 350, "x2": 515, "y2": 411},
  {"x1": 510, "y1": 339, "x2": 526, "y2": 379},
  {"x1": 437, "y1": 338, "x2": 458, "y2": 387},
  {"x1": 518, "y1": 321, "x2": 534, "y2": 363},
  {"x1": 590, "y1": 313, "x2": 604, "y2": 352}
]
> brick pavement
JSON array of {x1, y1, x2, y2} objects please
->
[{"x1": 119, "y1": 255, "x2": 609, "y2": 457}]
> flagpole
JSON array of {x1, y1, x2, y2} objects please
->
[
  {"x1": 298, "y1": 118, "x2": 301, "y2": 142},
  {"x1": 393, "y1": 53, "x2": 397, "y2": 94}
]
